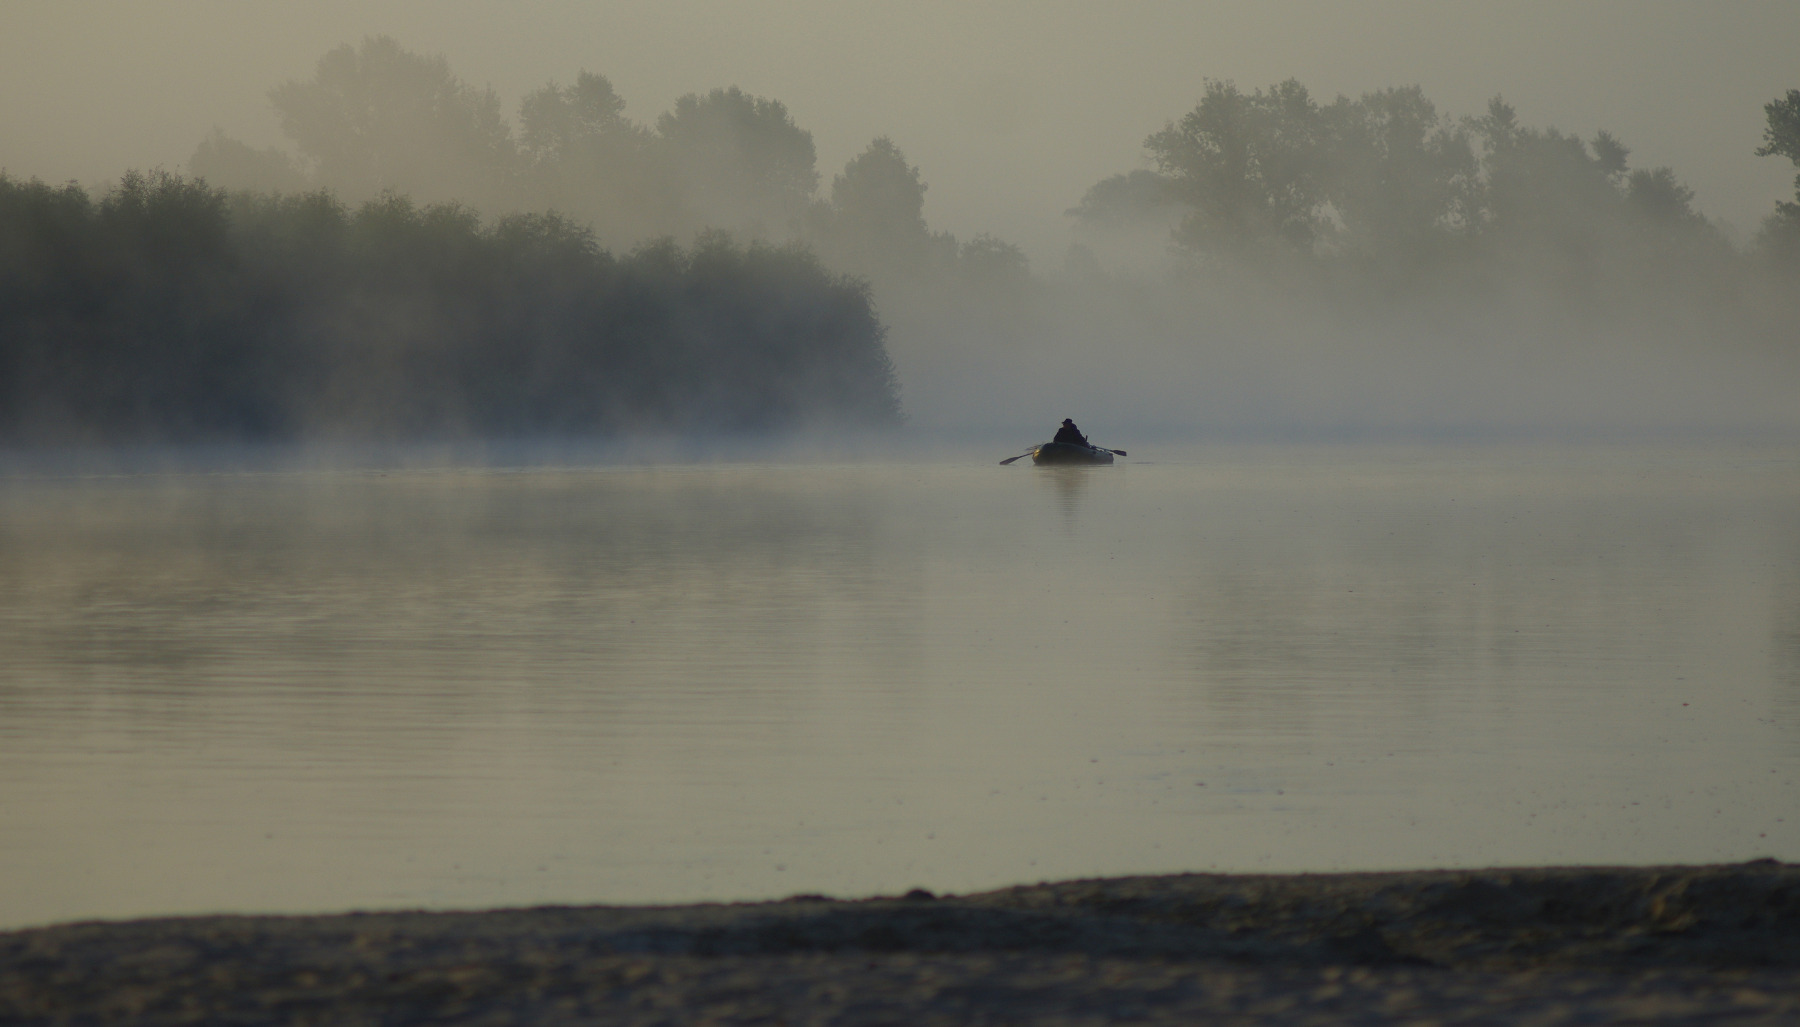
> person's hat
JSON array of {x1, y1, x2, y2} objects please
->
[{"x1": 1062, "y1": 418, "x2": 1075, "y2": 425}]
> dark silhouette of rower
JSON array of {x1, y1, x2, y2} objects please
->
[{"x1": 1052, "y1": 418, "x2": 1090, "y2": 447}]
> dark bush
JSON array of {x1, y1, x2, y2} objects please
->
[{"x1": 0, "y1": 173, "x2": 901, "y2": 443}]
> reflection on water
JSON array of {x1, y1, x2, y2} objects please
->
[
  {"x1": 0, "y1": 446, "x2": 1796, "y2": 928},
  {"x1": 1034, "y1": 465, "x2": 1096, "y2": 523}
]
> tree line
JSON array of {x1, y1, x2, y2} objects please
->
[
  {"x1": 10, "y1": 40, "x2": 1792, "y2": 443},
  {"x1": 193, "y1": 36, "x2": 1023, "y2": 289},
  {"x1": 197, "y1": 37, "x2": 1794, "y2": 306},
  {"x1": 0, "y1": 171, "x2": 900, "y2": 443},
  {"x1": 187, "y1": 43, "x2": 1800, "y2": 289},
  {"x1": 1069, "y1": 79, "x2": 1800, "y2": 287}
]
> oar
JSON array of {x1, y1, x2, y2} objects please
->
[
  {"x1": 1098, "y1": 447, "x2": 1128, "y2": 456},
  {"x1": 998, "y1": 448, "x2": 1037, "y2": 466}
]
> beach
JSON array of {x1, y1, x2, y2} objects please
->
[{"x1": 5, "y1": 861, "x2": 1796, "y2": 1024}]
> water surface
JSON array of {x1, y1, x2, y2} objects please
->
[{"x1": 2, "y1": 444, "x2": 1796, "y2": 929}]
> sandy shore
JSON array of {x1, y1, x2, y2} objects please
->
[{"x1": 5, "y1": 861, "x2": 1797, "y2": 1024}]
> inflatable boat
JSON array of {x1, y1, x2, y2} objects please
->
[{"x1": 1031, "y1": 442, "x2": 1115, "y2": 465}]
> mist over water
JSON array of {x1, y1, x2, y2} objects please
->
[
  {"x1": 1, "y1": 447, "x2": 1796, "y2": 928},
  {"x1": 8, "y1": 31, "x2": 1796, "y2": 443},
  {"x1": 3, "y1": 8, "x2": 1799, "y2": 931}
]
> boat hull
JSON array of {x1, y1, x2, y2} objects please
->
[{"x1": 1031, "y1": 442, "x2": 1114, "y2": 465}]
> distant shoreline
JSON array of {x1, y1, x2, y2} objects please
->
[{"x1": 6, "y1": 862, "x2": 1796, "y2": 1024}]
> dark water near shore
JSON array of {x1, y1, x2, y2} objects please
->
[{"x1": 1, "y1": 444, "x2": 1796, "y2": 929}]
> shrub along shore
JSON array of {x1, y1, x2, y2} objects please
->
[{"x1": 5, "y1": 862, "x2": 1796, "y2": 1024}]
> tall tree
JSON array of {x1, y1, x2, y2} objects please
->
[
  {"x1": 655, "y1": 87, "x2": 819, "y2": 239},
  {"x1": 816, "y1": 137, "x2": 933, "y2": 276},
  {"x1": 1623, "y1": 166, "x2": 1702, "y2": 227},
  {"x1": 269, "y1": 36, "x2": 516, "y2": 212},
  {"x1": 519, "y1": 72, "x2": 631, "y2": 161},
  {"x1": 1323, "y1": 86, "x2": 1478, "y2": 260},
  {"x1": 1146, "y1": 79, "x2": 1330, "y2": 257},
  {"x1": 1466, "y1": 97, "x2": 1626, "y2": 241},
  {"x1": 516, "y1": 72, "x2": 658, "y2": 244},
  {"x1": 1754, "y1": 89, "x2": 1800, "y2": 262},
  {"x1": 1755, "y1": 89, "x2": 1800, "y2": 176}
]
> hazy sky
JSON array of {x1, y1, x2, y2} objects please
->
[{"x1": 4, "y1": 1, "x2": 1798, "y2": 261}]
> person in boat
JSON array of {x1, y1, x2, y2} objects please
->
[{"x1": 1051, "y1": 418, "x2": 1090, "y2": 447}]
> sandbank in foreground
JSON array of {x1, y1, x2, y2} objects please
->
[{"x1": 4, "y1": 861, "x2": 1798, "y2": 1024}]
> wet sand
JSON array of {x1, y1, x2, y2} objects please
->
[{"x1": 5, "y1": 862, "x2": 1797, "y2": 1024}]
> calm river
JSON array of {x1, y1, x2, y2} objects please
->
[{"x1": 2, "y1": 443, "x2": 1796, "y2": 929}]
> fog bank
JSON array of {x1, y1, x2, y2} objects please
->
[
  {"x1": 5, "y1": 2, "x2": 1799, "y2": 260},
  {"x1": 4, "y1": 15, "x2": 1798, "y2": 442}
]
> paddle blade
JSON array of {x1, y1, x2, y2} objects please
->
[{"x1": 998, "y1": 452, "x2": 1031, "y2": 465}]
